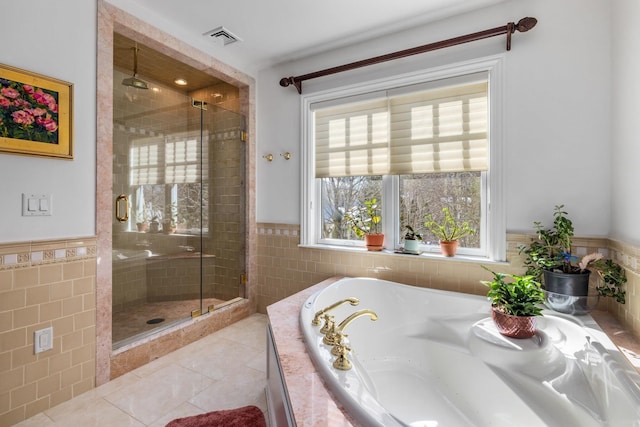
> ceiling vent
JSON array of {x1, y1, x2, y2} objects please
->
[{"x1": 203, "y1": 26, "x2": 242, "y2": 46}]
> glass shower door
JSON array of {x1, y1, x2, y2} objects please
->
[{"x1": 195, "y1": 101, "x2": 246, "y2": 311}]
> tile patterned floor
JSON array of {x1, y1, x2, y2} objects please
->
[{"x1": 16, "y1": 314, "x2": 269, "y2": 427}]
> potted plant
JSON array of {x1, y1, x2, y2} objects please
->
[
  {"x1": 423, "y1": 207, "x2": 475, "y2": 257},
  {"x1": 403, "y1": 225, "x2": 422, "y2": 254},
  {"x1": 162, "y1": 203, "x2": 178, "y2": 234},
  {"x1": 481, "y1": 267, "x2": 545, "y2": 339},
  {"x1": 135, "y1": 202, "x2": 153, "y2": 232},
  {"x1": 519, "y1": 205, "x2": 626, "y2": 304},
  {"x1": 345, "y1": 198, "x2": 384, "y2": 251}
]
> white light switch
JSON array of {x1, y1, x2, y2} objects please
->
[{"x1": 22, "y1": 193, "x2": 52, "y2": 216}]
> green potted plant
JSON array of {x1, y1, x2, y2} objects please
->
[
  {"x1": 423, "y1": 207, "x2": 475, "y2": 257},
  {"x1": 344, "y1": 198, "x2": 384, "y2": 251},
  {"x1": 519, "y1": 205, "x2": 626, "y2": 304},
  {"x1": 402, "y1": 225, "x2": 422, "y2": 254},
  {"x1": 481, "y1": 267, "x2": 545, "y2": 338}
]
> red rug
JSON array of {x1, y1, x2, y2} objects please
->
[{"x1": 165, "y1": 405, "x2": 266, "y2": 427}]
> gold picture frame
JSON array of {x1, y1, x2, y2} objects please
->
[{"x1": 0, "y1": 63, "x2": 73, "y2": 159}]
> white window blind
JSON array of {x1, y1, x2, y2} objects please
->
[
  {"x1": 130, "y1": 133, "x2": 207, "y2": 185},
  {"x1": 314, "y1": 79, "x2": 488, "y2": 178}
]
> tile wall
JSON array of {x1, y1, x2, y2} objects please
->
[
  {"x1": 0, "y1": 238, "x2": 97, "y2": 427},
  {"x1": 255, "y1": 223, "x2": 640, "y2": 339}
]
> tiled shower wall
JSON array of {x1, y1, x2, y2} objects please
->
[
  {"x1": 0, "y1": 238, "x2": 97, "y2": 427},
  {"x1": 255, "y1": 223, "x2": 640, "y2": 338}
]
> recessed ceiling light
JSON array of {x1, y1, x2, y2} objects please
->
[{"x1": 174, "y1": 78, "x2": 188, "y2": 86}]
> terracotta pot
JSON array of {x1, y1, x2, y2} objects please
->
[
  {"x1": 491, "y1": 306, "x2": 537, "y2": 339},
  {"x1": 439, "y1": 240, "x2": 458, "y2": 257},
  {"x1": 136, "y1": 222, "x2": 148, "y2": 232},
  {"x1": 365, "y1": 233, "x2": 384, "y2": 251}
]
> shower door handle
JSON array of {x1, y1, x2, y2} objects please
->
[{"x1": 115, "y1": 194, "x2": 129, "y2": 223}]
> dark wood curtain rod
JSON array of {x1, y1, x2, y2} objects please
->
[{"x1": 280, "y1": 17, "x2": 537, "y2": 94}]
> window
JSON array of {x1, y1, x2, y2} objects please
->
[
  {"x1": 129, "y1": 132, "x2": 208, "y2": 233},
  {"x1": 301, "y1": 57, "x2": 505, "y2": 260}
]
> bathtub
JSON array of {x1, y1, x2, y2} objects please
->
[{"x1": 299, "y1": 277, "x2": 640, "y2": 427}]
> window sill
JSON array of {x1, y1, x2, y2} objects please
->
[{"x1": 298, "y1": 243, "x2": 507, "y2": 265}]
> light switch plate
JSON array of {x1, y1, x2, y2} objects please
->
[
  {"x1": 34, "y1": 327, "x2": 53, "y2": 353},
  {"x1": 22, "y1": 193, "x2": 52, "y2": 216}
]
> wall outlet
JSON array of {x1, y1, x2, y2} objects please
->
[{"x1": 34, "y1": 327, "x2": 53, "y2": 354}]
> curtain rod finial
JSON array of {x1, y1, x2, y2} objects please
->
[
  {"x1": 279, "y1": 76, "x2": 302, "y2": 94},
  {"x1": 516, "y1": 17, "x2": 537, "y2": 33}
]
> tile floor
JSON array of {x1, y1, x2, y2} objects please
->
[{"x1": 16, "y1": 314, "x2": 269, "y2": 427}]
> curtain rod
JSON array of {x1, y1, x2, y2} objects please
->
[{"x1": 280, "y1": 17, "x2": 537, "y2": 94}]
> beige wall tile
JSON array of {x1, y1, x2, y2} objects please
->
[
  {"x1": 39, "y1": 265, "x2": 62, "y2": 285},
  {"x1": 26, "y1": 285, "x2": 50, "y2": 306},
  {"x1": 11, "y1": 382, "x2": 37, "y2": 407},
  {"x1": 14, "y1": 268, "x2": 38, "y2": 289},
  {"x1": 24, "y1": 359, "x2": 49, "y2": 384},
  {"x1": 37, "y1": 373, "x2": 61, "y2": 398},
  {"x1": 0, "y1": 236, "x2": 98, "y2": 425},
  {"x1": 0, "y1": 290, "x2": 25, "y2": 312},
  {"x1": 1, "y1": 329, "x2": 26, "y2": 353},
  {"x1": 51, "y1": 281, "x2": 73, "y2": 301},
  {"x1": 0, "y1": 271, "x2": 13, "y2": 292},
  {"x1": 62, "y1": 262, "x2": 84, "y2": 281},
  {"x1": 0, "y1": 312, "x2": 12, "y2": 334},
  {"x1": 39, "y1": 301, "x2": 62, "y2": 322},
  {"x1": 62, "y1": 296, "x2": 83, "y2": 317},
  {"x1": 13, "y1": 306, "x2": 39, "y2": 329}
]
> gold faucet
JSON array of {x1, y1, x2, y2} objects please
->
[
  {"x1": 329, "y1": 309, "x2": 378, "y2": 370},
  {"x1": 325, "y1": 309, "x2": 378, "y2": 345},
  {"x1": 311, "y1": 297, "x2": 359, "y2": 326}
]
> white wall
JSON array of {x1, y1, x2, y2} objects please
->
[
  {"x1": 1, "y1": 1, "x2": 97, "y2": 243},
  {"x1": 257, "y1": 0, "x2": 614, "y2": 237},
  {"x1": 611, "y1": 0, "x2": 640, "y2": 246}
]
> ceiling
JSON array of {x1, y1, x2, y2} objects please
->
[
  {"x1": 112, "y1": 0, "x2": 507, "y2": 72},
  {"x1": 114, "y1": 33, "x2": 225, "y2": 91}
]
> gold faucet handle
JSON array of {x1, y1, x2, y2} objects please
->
[
  {"x1": 323, "y1": 325, "x2": 339, "y2": 345},
  {"x1": 320, "y1": 314, "x2": 335, "y2": 335},
  {"x1": 331, "y1": 332, "x2": 349, "y2": 356},
  {"x1": 332, "y1": 343, "x2": 352, "y2": 370}
]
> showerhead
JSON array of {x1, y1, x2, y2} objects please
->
[
  {"x1": 122, "y1": 45, "x2": 148, "y2": 90},
  {"x1": 122, "y1": 76, "x2": 149, "y2": 90}
]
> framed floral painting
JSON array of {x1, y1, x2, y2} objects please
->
[{"x1": 0, "y1": 63, "x2": 73, "y2": 159}]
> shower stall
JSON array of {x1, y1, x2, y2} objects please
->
[{"x1": 111, "y1": 34, "x2": 246, "y2": 348}]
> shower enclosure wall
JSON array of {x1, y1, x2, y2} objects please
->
[{"x1": 112, "y1": 39, "x2": 245, "y2": 348}]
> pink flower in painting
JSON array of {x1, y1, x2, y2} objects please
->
[
  {"x1": 12, "y1": 109, "x2": 34, "y2": 125},
  {"x1": 33, "y1": 89, "x2": 57, "y2": 112},
  {"x1": 14, "y1": 98, "x2": 31, "y2": 108},
  {"x1": 22, "y1": 84, "x2": 34, "y2": 95},
  {"x1": 0, "y1": 95, "x2": 10, "y2": 108},
  {"x1": 1, "y1": 87, "x2": 20, "y2": 99},
  {"x1": 36, "y1": 115, "x2": 58, "y2": 132},
  {"x1": 27, "y1": 108, "x2": 47, "y2": 117}
]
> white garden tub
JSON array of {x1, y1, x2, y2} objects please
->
[{"x1": 300, "y1": 277, "x2": 640, "y2": 427}]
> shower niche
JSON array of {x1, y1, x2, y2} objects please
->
[{"x1": 111, "y1": 33, "x2": 246, "y2": 348}]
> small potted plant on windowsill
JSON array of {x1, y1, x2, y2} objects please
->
[
  {"x1": 345, "y1": 198, "x2": 384, "y2": 251},
  {"x1": 423, "y1": 207, "x2": 475, "y2": 257},
  {"x1": 518, "y1": 205, "x2": 626, "y2": 306},
  {"x1": 402, "y1": 225, "x2": 422, "y2": 254},
  {"x1": 481, "y1": 267, "x2": 545, "y2": 339}
]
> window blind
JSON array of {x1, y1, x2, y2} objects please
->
[
  {"x1": 129, "y1": 133, "x2": 207, "y2": 185},
  {"x1": 314, "y1": 78, "x2": 488, "y2": 178}
]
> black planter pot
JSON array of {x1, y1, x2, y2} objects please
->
[{"x1": 543, "y1": 269, "x2": 591, "y2": 296}]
